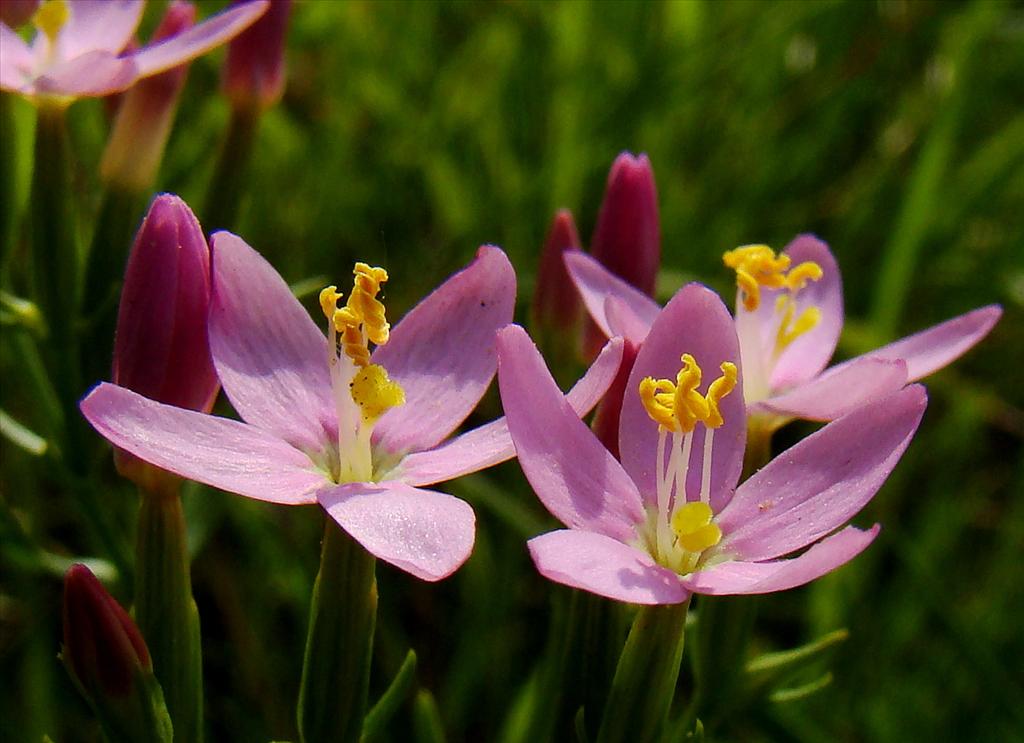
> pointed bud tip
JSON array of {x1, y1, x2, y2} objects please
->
[{"x1": 63, "y1": 564, "x2": 151, "y2": 697}]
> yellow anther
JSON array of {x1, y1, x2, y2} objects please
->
[
  {"x1": 639, "y1": 377, "x2": 678, "y2": 431},
  {"x1": 671, "y1": 501, "x2": 722, "y2": 553},
  {"x1": 339, "y1": 322, "x2": 371, "y2": 367},
  {"x1": 735, "y1": 270, "x2": 761, "y2": 312},
  {"x1": 319, "y1": 285, "x2": 342, "y2": 320},
  {"x1": 723, "y1": 244, "x2": 823, "y2": 311},
  {"x1": 704, "y1": 362, "x2": 738, "y2": 428},
  {"x1": 785, "y1": 261, "x2": 824, "y2": 292},
  {"x1": 639, "y1": 355, "x2": 737, "y2": 432},
  {"x1": 673, "y1": 354, "x2": 709, "y2": 432},
  {"x1": 350, "y1": 364, "x2": 405, "y2": 423},
  {"x1": 322, "y1": 263, "x2": 392, "y2": 366},
  {"x1": 33, "y1": 0, "x2": 69, "y2": 41}
]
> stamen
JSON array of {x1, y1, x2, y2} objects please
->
[
  {"x1": 776, "y1": 303, "x2": 821, "y2": 349},
  {"x1": 328, "y1": 263, "x2": 392, "y2": 368},
  {"x1": 722, "y1": 244, "x2": 823, "y2": 312},
  {"x1": 785, "y1": 261, "x2": 824, "y2": 292},
  {"x1": 642, "y1": 354, "x2": 737, "y2": 571},
  {"x1": 33, "y1": 0, "x2": 69, "y2": 42}
]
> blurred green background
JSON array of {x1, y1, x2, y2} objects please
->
[{"x1": 2, "y1": 0, "x2": 1022, "y2": 741}]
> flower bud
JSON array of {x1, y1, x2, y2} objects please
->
[
  {"x1": 62, "y1": 564, "x2": 173, "y2": 742},
  {"x1": 100, "y1": 1, "x2": 197, "y2": 192},
  {"x1": 583, "y1": 152, "x2": 661, "y2": 358},
  {"x1": 222, "y1": 0, "x2": 292, "y2": 112},
  {"x1": 589, "y1": 152, "x2": 661, "y2": 296},
  {"x1": 532, "y1": 209, "x2": 583, "y2": 334},
  {"x1": 0, "y1": 0, "x2": 39, "y2": 27},
  {"x1": 112, "y1": 195, "x2": 219, "y2": 484},
  {"x1": 63, "y1": 564, "x2": 151, "y2": 694}
]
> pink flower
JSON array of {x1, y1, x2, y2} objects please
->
[
  {"x1": 497, "y1": 284, "x2": 927, "y2": 604},
  {"x1": 567, "y1": 235, "x2": 1000, "y2": 422},
  {"x1": 82, "y1": 236, "x2": 622, "y2": 581},
  {"x1": 1, "y1": 0, "x2": 267, "y2": 103}
]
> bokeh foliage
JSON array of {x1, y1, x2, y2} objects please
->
[{"x1": 2, "y1": 1, "x2": 1021, "y2": 741}]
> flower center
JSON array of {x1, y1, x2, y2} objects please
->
[
  {"x1": 723, "y1": 244, "x2": 824, "y2": 401},
  {"x1": 638, "y1": 355, "x2": 736, "y2": 574},
  {"x1": 319, "y1": 263, "x2": 405, "y2": 482},
  {"x1": 33, "y1": 0, "x2": 69, "y2": 42}
]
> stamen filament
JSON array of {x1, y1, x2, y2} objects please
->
[{"x1": 700, "y1": 427, "x2": 714, "y2": 504}]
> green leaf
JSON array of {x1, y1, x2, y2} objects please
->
[
  {"x1": 362, "y1": 650, "x2": 417, "y2": 742},
  {"x1": 769, "y1": 672, "x2": 834, "y2": 704},
  {"x1": 0, "y1": 408, "x2": 47, "y2": 456}
]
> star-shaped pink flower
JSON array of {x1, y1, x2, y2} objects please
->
[
  {"x1": 82, "y1": 235, "x2": 621, "y2": 580},
  {"x1": 1, "y1": 0, "x2": 267, "y2": 102},
  {"x1": 498, "y1": 284, "x2": 926, "y2": 603}
]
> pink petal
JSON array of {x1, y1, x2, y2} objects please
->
[
  {"x1": 397, "y1": 337, "x2": 625, "y2": 487},
  {"x1": 716, "y1": 385, "x2": 926, "y2": 561},
  {"x1": 742, "y1": 235, "x2": 842, "y2": 391},
  {"x1": 681, "y1": 525, "x2": 878, "y2": 595},
  {"x1": 497, "y1": 325, "x2": 644, "y2": 542},
  {"x1": 33, "y1": 50, "x2": 138, "y2": 96},
  {"x1": 209, "y1": 232, "x2": 336, "y2": 454},
  {"x1": 528, "y1": 529, "x2": 688, "y2": 605},
  {"x1": 1, "y1": 25, "x2": 33, "y2": 91},
  {"x1": 834, "y1": 304, "x2": 1002, "y2": 383},
  {"x1": 57, "y1": 0, "x2": 143, "y2": 60},
  {"x1": 564, "y1": 250, "x2": 659, "y2": 345},
  {"x1": 755, "y1": 357, "x2": 907, "y2": 422},
  {"x1": 80, "y1": 383, "x2": 326, "y2": 505},
  {"x1": 131, "y1": 0, "x2": 268, "y2": 78},
  {"x1": 619, "y1": 283, "x2": 746, "y2": 513},
  {"x1": 371, "y1": 246, "x2": 516, "y2": 456},
  {"x1": 604, "y1": 296, "x2": 655, "y2": 345},
  {"x1": 318, "y1": 481, "x2": 475, "y2": 582}
]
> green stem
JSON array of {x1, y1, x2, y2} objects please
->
[
  {"x1": 29, "y1": 103, "x2": 85, "y2": 468},
  {"x1": 1, "y1": 93, "x2": 18, "y2": 283},
  {"x1": 298, "y1": 518, "x2": 377, "y2": 743},
  {"x1": 684, "y1": 595, "x2": 758, "y2": 731},
  {"x1": 135, "y1": 484, "x2": 203, "y2": 743},
  {"x1": 597, "y1": 600, "x2": 690, "y2": 743},
  {"x1": 203, "y1": 106, "x2": 260, "y2": 233}
]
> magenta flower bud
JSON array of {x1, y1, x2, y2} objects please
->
[
  {"x1": 0, "y1": 0, "x2": 39, "y2": 27},
  {"x1": 114, "y1": 194, "x2": 218, "y2": 411},
  {"x1": 222, "y1": 0, "x2": 292, "y2": 111},
  {"x1": 590, "y1": 152, "x2": 661, "y2": 297},
  {"x1": 111, "y1": 195, "x2": 218, "y2": 485},
  {"x1": 100, "y1": 1, "x2": 198, "y2": 191},
  {"x1": 63, "y1": 564, "x2": 152, "y2": 697},
  {"x1": 532, "y1": 209, "x2": 583, "y2": 333}
]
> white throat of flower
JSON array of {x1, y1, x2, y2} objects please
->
[
  {"x1": 723, "y1": 245, "x2": 823, "y2": 404},
  {"x1": 638, "y1": 354, "x2": 737, "y2": 574},
  {"x1": 319, "y1": 264, "x2": 405, "y2": 483}
]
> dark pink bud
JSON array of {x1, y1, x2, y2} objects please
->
[
  {"x1": 222, "y1": 0, "x2": 292, "y2": 111},
  {"x1": 532, "y1": 209, "x2": 583, "y2": 332},
  {"x1": 100, "y1": 2, "x2": 197, "y2": 190},
  {"x1": 63, "y1": 564, "x2": 151, "y2": 697},
  {"x1": 584, "y1": 152, "x2": 661, "y2": 358},
  {"x1": 113, "y1": 195, "x2": 218, "y2": 414},
  {"x1": 590, "y1": 152, "x2": 661, "y2": 296},
  {"x1": 591, "y1": 339, "x2": 639, "y2": 459},
  {"x1": 0, "y1": 0, "x2": 39, "y2": 27}
]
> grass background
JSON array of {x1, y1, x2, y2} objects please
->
[{"x1": 2, "y1": 1, "x2": 1022, "y2": 741}]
